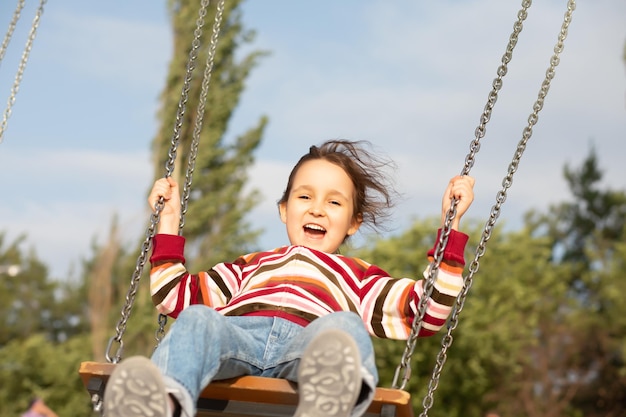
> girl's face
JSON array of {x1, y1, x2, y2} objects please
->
[{"x1": 279, "y1": 159, "x2": 361, "y2": 253}]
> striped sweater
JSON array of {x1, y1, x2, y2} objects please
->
[{"x1": 150, "y1": 229, "x2": 468, "y2": 340}]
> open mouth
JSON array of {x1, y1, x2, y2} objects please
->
[{"x1": 304, "y1": 223, "x2": 326, "y2": 238}]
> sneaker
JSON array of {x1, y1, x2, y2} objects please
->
[
  {"x1": 294, "y1": 329, "x2": 362, "y2": 417},
  {"x1": 104, "y1": 356, "x2": 171, "y2": 417}
]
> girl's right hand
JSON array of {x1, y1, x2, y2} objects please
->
[
  {"x1": 148, "y1": 177, "x2": 181, "y2": 234},
  {"x1": 441, "y1": 175, "x2": 475, "y2": 230}
]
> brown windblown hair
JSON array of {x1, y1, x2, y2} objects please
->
[{"x1": 278, "y1": 139, "x2": 398, "y2": 236}]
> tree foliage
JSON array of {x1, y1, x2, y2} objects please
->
[
  {"x1": 0, "y1": 234, "x2": 86, "y2": 345},
  {"x1": 528, "y1": 148, "x2": 626, "y2": 416},
  {"x1": 0, "y1": 334, "x2": 95, "y2": 416},
  {"x1": 154, "y1": 0, "x2": 268, "y2": 267},
  {"x1": 0, "y1": 237, "x2": 94, "y2": 415}
]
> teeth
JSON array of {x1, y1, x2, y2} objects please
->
[{"x1": 304, "y1": 224, "x2": 326, "y2": 232}]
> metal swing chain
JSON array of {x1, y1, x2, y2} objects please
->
[
  {"x1": 0, "y1": 0, "x2": 47, "y2": 144},
  {"x1": 179, "y1": 0, "x2": 225, "y2": 235},
  {"x1": 155, "y1": 0, "x2": 226, "y2": 346},
  {"x1": 0, "y1": 0, "x2": 26, "y2": 65},
  {"x1": 105, "y1": 0, "x2": 212, "y2": 364},
  {"x1": 419, "y1": 3, "x2": 576, "y2": 416},
  {"x1": 392, "y1": 0, "x2": 533, "y2": 391}
]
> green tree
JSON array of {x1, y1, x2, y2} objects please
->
[
  {"x1": 358, "y1": 220, "x2": 573, "y2": 417},
  {"x1": 0, "y1": 234, "x2": 95, "y2": 414},
  {"x1": 450, "y1": 225, "x2": 579, "y2": 417},
  {"x1": 0, "y1": 233, "x2": 86, "y2": 345},
  {"x1": 0, "y1": 334, "x2": 95, "y2": 416},
  {"x1": 531, "y1": 149, "x2": 626, "y2": 416},
  {"x1": 573, "y1": 221, "x2": 626, "y2": 414},
  {"x1": 531, "y1": 148, "x2": 626, "y2": 288},
  {"x1": 154, "y1": 0, "x2": 268, "y2": 268}
]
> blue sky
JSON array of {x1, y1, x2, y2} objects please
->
[{"x1": 1, "y1": 0, "x2": 625, "y2": 278}]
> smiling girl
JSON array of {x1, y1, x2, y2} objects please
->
[{"x1": 105, "y1": 139, "x2": 475, "y2": 417}]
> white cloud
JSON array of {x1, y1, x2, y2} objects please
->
[
  {"x1": 43, "y1": 9, "x2": 171, "y2": 90},
  {"x1": 1, "y1": 147, "x2": 152, "y2": 277}
]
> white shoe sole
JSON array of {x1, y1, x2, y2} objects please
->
[
  {"x1": 294, "y1": 329, "x2": 362, "y2": 417},
  {"x1": 104, "y1": 356, "x2": 169, "y2": 417}
]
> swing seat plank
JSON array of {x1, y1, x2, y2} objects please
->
[{"x1": 79, "y1": 361, "x2": 414, "y2": 417}]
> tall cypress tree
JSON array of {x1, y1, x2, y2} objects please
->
[
  {"x1": 104, "y1": 0, "x2": 269, "y2": 358},
  {"x1": 153, "y1": 0, "x2": 267, "y2": 266}
]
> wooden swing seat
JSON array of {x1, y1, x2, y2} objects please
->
[{"x1": 79, "y1": 361, "x2": 414, "y2": 417}]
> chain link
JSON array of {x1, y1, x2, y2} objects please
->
[
  {"x1": 0, "y1": 0, "x2": 47, "y2": 144},
  {"x1": 418, "y1": 2, "x2": 576, "y2": 416},
  {"x1": 154, "y1": 313, "x2": 168, "y2": 348}
]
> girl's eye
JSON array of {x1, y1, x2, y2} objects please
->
[
  {"x1": 298, "y1": 195, "x2": 310, "y2": 200},
  {"x1": 330, "y1": 200, "x2": 341, "y2": 206}
]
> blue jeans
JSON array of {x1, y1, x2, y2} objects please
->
[{"x1": 151, "y1": 305, "x2": 378, "y2": 416}]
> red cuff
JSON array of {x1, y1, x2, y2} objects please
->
[
  {"x1": 150, "y1": 234, "x2": 186, "y2": 264},
  {"x1": 427, "y1": 229, "x2": 469, "y2": 266}
]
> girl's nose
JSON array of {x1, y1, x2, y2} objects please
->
[{"x1": 309, "y1": 203, "x2": 325, "y2": 216}]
